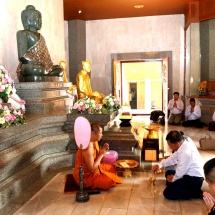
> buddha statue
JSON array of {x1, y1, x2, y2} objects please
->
[
  {"x1": 59, "y1": 60, "x2": 68, "y2": 82},
  {"x1": 76, "y1": 60, "x2": 105, "y2": 103},
  {"x1": 16, "y1": 5, "x2": 63, "y2": 82}
]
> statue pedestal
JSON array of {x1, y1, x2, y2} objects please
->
[
  {"x1": 15, "y1": 82, "x2": 73, "y2": 114},
  {"x1": 62, "y1": 112, "x2": 117, "y2": 133}
]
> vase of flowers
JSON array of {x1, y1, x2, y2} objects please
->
[
  {"x1": 70, "y1": 97, "x2": 102, "y2": 114},
  {"x1": 196, "y1": 81, "x2": 207, "y2": 96},
  {"x1": 102, "y1": 94, "x2": 121, "y2": 113},
  {"x1": 70, "y1": 94, "x2": 121, "y2": 114},
  {"x1": 0, "y1": 65, "x2": 14, "y2": 102}
]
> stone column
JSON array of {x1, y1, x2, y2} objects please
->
[{"x1": 68, "y1": 20, "x2": 86, "y2": 84}]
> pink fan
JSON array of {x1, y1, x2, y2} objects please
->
[
  {"x1": 74, "y1": 116, "x2": 91, "y2": 149},
  {"x1": 74, "y1": 116, "x2": 91, "y2": 202}
]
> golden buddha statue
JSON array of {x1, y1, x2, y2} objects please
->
[
  {"x1": 59, "y1": 60, "x2": 68, "y2": 82},
  {"x1": 76, "y1": 60, "x2": 105, "y2": 103}
]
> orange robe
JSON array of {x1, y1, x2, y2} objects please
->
[{"x1": 73, "y1": 142, "x2": 122, "y2": 189}]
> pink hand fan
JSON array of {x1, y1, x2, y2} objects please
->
[
  {"x1": 74, "y1": 116, "x2": 91, "y2": 149},
  {"x1": 74, "y1": 116, "x2": 91, "y2": 202}
]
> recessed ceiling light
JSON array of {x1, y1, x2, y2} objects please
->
[
  {"x1": 78, "y1": 10, "x2": 82, "y2": 14},
  {"x1": 134, "y1": 5, "x2": 144, "y2": 9}
]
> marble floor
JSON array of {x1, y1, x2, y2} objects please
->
[{"x1": 12, "y1": 117, "x2": 215, "y2": 215}]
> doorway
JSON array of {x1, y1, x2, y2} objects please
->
[
  {"x1": 121, "y1": 61, "x2": 163, "y2": 114},
  {"x1": 112, "y1": 52, "x2": 171, "y2": 116}
]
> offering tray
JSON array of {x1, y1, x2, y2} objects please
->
[{"x1": 114, "y1": 159, "x2": 139, "y2": 177}]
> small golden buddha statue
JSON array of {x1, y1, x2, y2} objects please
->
[
  {"x1": 76, "y1": 60, "x2": 105, "y2": 103},
  {"x1": 59, "y1": 60, "x2": 68, "y2": 82}
]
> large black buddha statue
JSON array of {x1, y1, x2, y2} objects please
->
[{"x1": 16, "y1": 5, "x2": 63, "y2": 82}]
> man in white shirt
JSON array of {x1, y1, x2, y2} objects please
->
[
  {"x1": 182, "y1": 98, "x2": 205, "y2": 128},
  {"x1": 152, "y1": 130, "x2": 204, "y2": 200},
  {"x1": 203, "y1": 158, "x2": 215, "y2": 215},
  {"x1": 168, "y1": 92, "x2": 184, "y2": 125}
]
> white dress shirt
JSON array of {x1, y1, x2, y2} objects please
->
[
  {"x1": 185, "y1": 105, "x2": 201, "y2": 120},
  {"x1": 168, "y1": 99, "x2": 184, "y2": 114},
  {"x1": 158, "y1": 139, "x2": 204, "y2": 182}
]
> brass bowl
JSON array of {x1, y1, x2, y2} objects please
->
[
  {"x1": 114, "y1": 159, "x2": 139, "y2": 169},
  {"x1": 144, "y1": 125, "x2": 161, "y2": 139}
]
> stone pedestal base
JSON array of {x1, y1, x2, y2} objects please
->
[
  {"x1": 62, "y1": 112, "x2": 117, "y2": 133},
  {"x1": 15, "y1": 82, "x2": 72, "y2": 114}
]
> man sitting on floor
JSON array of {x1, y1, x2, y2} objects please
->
[
  {"x1": 168, "y1": 92, "x2": 184, "y2": 125},
  {"x1": 182, "y1": 98, "x2": 205, "y2": 128},
  {"x1": 152, "y1": 130, "x2": 204, "y2": 200}
]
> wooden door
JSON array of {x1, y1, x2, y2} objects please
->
[
  {"x1": 112, "y1": 59, "x2": 121, "y2": 100},
  {"x1": 162, "y1": 57, "x2": 169, "y2": 117}
]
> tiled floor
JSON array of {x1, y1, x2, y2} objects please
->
[{"x1": 13, "y1": 116, "x2": 215, "y2": 215}]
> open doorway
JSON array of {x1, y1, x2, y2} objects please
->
[
  {"x1": 113, "y1": 57, "x2": 170, "y2": 116},
  {"x1": 122, "y1": 61, "x2": 163, "y2": 113}
]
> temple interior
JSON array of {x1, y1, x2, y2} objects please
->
[
  {"x1": 1, "y1": 0, "x2": 215, "y2": 215},
  {"x1": 9, "y1": 117, "x2": 215, "y2": 215}
]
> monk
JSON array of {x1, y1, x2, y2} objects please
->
[
  {"x1": 16, "y1": 5, "x2": 63, "y2": 82},
  {"x1": 73, "y1": 123, "x2": 122, "y2": 189},
  {"x1": 76, "y1": 60, "x2": 105, "y2": 103}
]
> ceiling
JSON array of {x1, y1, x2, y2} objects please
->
[{"x1": 63, "y1": 0, "x2": 192, "y2": 21}]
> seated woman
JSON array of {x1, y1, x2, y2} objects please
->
[
  {"x1": 73, "y1": 123, "x2": 122, "y2": 190},
  {"x1": 76, "y1": 60, "x2": 105, "y2": 103},
  {"x1": 16, "y1": 5, "x2": 63, "y2": 82}
]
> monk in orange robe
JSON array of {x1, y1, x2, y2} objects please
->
[{"x1": 73, "y1": 123, "x2": 122, "y2": 189}]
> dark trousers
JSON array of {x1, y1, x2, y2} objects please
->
[
  {"x1": 164, "y1": 170, "x2": 204, "y2": 200},
  {"x1": 182, "y1": 119, "x2": 205, "y2": 128}
]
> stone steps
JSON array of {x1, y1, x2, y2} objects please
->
[
  {"x1": 0, "y1": 82, "x2": 74, "y2": 211},
  {"x1": 0, "y1": 113, "x2": 73, "y2": 211},
  {"x1": 0, "y1": 151, "x2": 74, "y2": 211},
  {"x1": 15, "y1": 82, "x2": 73, "y2": 114}
]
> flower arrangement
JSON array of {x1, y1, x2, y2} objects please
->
[
  {"x1": 70, "y1": 94, "x2": 121, "y2": 114},
  {"x1": 0, "y1": 104, "x2": 26, "y2": 128},
  {"x1": 196, "y1": 81, "x2": 207, "y2": 96},
  {"x1": 102, "y1": 94, "x2": 121, "y2": 113},
  {"x1": 0, "y1": 65, "x2": 14, "y2": 102},
  {"x1": 70, "y1": 97, "x2": 102, "y2": 114}
]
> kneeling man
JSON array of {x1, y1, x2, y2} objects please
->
[{"x1": 182, "y1": 98, "x2": 205, "y2": 128}]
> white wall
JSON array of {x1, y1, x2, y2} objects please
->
[
  {"x1": 86, "y1": 15, "x2": 185, "y2": 96},
  {"x1": 0, "y1": 0, "x2": 66, "y2": 82}
]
